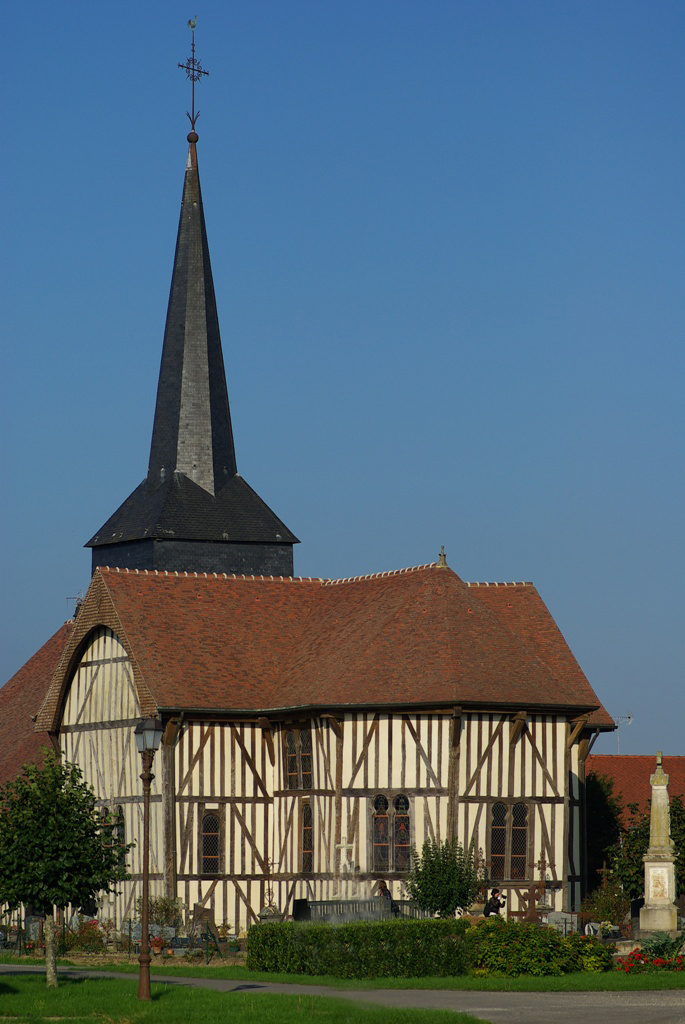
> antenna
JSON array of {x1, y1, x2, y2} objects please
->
[
  {"x1": 66, "y1": 591, "x2": 84, "y2": 619},
  {"x1": 613, "y1": 710, "x2": 634, "y2": 754}
]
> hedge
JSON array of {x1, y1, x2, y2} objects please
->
[
  {"x1": 247, "y1": 918, "x2": 615, "y2": 978},
  {"x1": 246, "y1": 919, "x2": 470, "y2": 978}
]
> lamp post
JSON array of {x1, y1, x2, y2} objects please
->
[{"x1": 134, "y1": 717, "x2": 164, "y2": 1001}]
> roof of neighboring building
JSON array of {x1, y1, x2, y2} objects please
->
[
  {"x1": 587, "y1": 755, "x2": 685, "y2": 823},
  {"x1": 36, "y1": 562, "x2": 613, "y2": 731},
  {"x1": 0, "y1": 621, "x2": 74, "y2": 785}
]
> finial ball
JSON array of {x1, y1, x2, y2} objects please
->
[{"x1": 187, "y1": 131, "x2": 199, "y2": 144}]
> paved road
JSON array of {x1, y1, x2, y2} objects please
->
[{"x1": 2, "y1": 965, "x2": 685, "y2": 1024}]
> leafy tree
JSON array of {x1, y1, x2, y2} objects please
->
[
  {"x1": 585, "y1": 770, "x2": 623, "y2": 892},
  {"x1": 579, "y1": 881, "x2": 630, "y2": 926},
  {"x1": 404, "y1": 838, "x2": 486, "y2": 917},
  {"x1": 609, "y1": 802, "x2": 650, "y2": 900},
  {"x1": 0, "y1": 752, "x2": 131, "y2": 987},
  {"x1": 609, "y1": 795, "x2": 685, "y2": 900}
]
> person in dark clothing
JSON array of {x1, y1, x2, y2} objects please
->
[{"x1": 483, "y1": 887, "x2": 506, "y2": 917}]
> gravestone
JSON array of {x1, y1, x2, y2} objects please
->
[{"x1": 639, "y1": 751, "x2": 678, "y2": 936}]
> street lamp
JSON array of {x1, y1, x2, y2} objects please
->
[{"x1": 134, "y1": 716, "x2": 164, "y2": 1001}]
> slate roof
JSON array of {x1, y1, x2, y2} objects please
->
[
  {"x1": 87, "y1": 470, "x2": 297, "y2": 546},
  {"x1": 587, "y1": 755, "x2": 685, "y2": 825},
  {"x1": 37, "y1": 563, "x2": 612, "y2": 731},
  {"x1": 0, "y1": 622, "x2": 73, "y2": 785},
  {"x1": 87, "y1": 134, "x2": 297, "y2": 553}
]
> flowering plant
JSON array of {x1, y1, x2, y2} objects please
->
[{"x1": 616, "y1": 949, "x2": 684, "y2": 973}]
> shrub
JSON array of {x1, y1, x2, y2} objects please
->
[
  {"x1": 405, "y1": 839, "x2": 486, "y2": 917},
  {"x1": 579, "y1": 884, "x2": 630, "y2": 927},
  {"x1": 463, "y1": 919, "x2": 613, "y2": 976},
  {"x1": 641, "y1": 932, "x2": 684, "y2": 959},
  {"x1": 563, "y1": 930, "x2": 615, "y2": 972},
  {"x1": 62, "y1": 919, "x2": 106, "y2": 954},
  {"x1": 247, "y1": 919, "x2": 469, "y2": 978},
  {"x1": 134, "y1": 895, "x2": 183, "y2": 929}
]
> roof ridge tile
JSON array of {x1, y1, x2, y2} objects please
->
[
  {"x1": 323, "y1": 561, "x2": 438, "y2": 586},
  {"x1": 466, "y1": 581, "x2": 533, "y2": 588}
]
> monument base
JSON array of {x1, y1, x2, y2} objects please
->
[{"x1": 638, "y1": 903, "x2": 678, "y2": 937}]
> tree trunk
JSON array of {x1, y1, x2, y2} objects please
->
[{"x1": 44, "y1": 913, "x2": 58, "y2": 989}]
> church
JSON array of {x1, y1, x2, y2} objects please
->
[{"x1": 0, "y1": 91, "x2": 614, "y2": 933}]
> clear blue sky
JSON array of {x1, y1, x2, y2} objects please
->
[{"x1": 3, "y1": 2, "x2": 684, "y2": 756}]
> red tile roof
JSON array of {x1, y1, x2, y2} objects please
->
[
  {"x1": 36, "y1": 564, "x2": 612, "y2": 730},
  {"x1": 587, "y1": 755, "x2": 685, "y2": 825},
  {"x1": 0, "y1": 621, "x2": 74, "y2": 785}
]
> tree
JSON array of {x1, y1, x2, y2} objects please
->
[
  {"x1": 585, "y1": 770, "x2": 623, "y2": 892},
  {"x1": 0, "y1": 752, "x2": 131, "y2": 987},
  {"x1": 404, "y1": 838, "x2": 486, "y2": 917},
  {"x1": 609, "y1": 795, "x2": 685, "y2": 900}
]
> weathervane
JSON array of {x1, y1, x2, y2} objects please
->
[{"x1": 178, "y1": 17, "x2": 209, "y2": 131}]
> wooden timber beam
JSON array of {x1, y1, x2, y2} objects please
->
[
  {"x1": 451, "y1": 706, "x2": 462, "y2": 749},
  {"x1": 566, "y1": 715, "x2": 589, "y2": 750},
  {"x1": 258, "y1": 717, "x2": 275, "y2": 766},
  {"x1": 578, "y1": 728, "x2": 600, "y2": 765},
  {"x1": 510, "y1": 711, "x2": 528, "y2": 745},
  {"x1": 321, "y1": 714, "x2": 343, "y2": 739},
  {"x1": 162, "y1": 720, "x2": 179, "y2": 746}
]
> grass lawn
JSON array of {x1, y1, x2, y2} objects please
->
[
  {"x1": 4, "y1": 956, "x2": 685, "y2": 991},
  {"x1": 0, "y1": 975, "x2": 485, "y2": 1024}
]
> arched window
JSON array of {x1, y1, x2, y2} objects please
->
[
  {"x1": 114, "y1": 805, "x2": 126, "y2": 869},
  {"x1": 300, "y1": 728, "x2": 313, "y2": 789},
  {"x1": 284, "y1": 727, "x2": 313, "y2": 790},
  {"x1": 302, "y1": 802, "x2": 313, "y2": 874},
  {"x1": 393, "y1": 795, "x2": 411, "y2": 871},
  {"x1": 372, "y1": 794, "x2": 411, "y2": 872},
  {"x1": 372, "y1": 795, "x2": 390, "y2": 871},
  {"x1": 201, "y1": 813, "x2": 221, "y2": 875},
  {"x1": 286, "y1": 731, "x2": 299, "y2": 789},
  {"x1": 511, "y1": 803, "x2": 528, "y2": 880},
  {"x1": 489, "y1": 802, "x2": 529, "y2": 881},
  {"x1": 490, "y1": 802, "x2": 507, "y2": 880}
]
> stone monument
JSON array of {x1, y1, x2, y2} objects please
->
[{"x1": 639, "y1": 751, "x2": 678, "y2": 936}]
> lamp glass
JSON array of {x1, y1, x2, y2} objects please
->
[{"x1": 135, "y1": 718, "x2": 164, "y2": 754}]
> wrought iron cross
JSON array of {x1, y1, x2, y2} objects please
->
[{"x1": 178, "y1": 18, "x2": 209, "y2": 130}]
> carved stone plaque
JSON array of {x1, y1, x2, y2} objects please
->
[{"x1": 649, "y1": 866, "x2": 669, "y2": 901}]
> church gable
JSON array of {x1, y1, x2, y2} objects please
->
[{"x1": 61, "y1": 627, "x2": 140, "y2": 727}]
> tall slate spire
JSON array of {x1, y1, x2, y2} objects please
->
[
  {"x1": 87, "y1": 130, "x2": 298, "y2": 576},
  {"x1": 148, "y1": 134, "x2": 236, "y2": 496}
]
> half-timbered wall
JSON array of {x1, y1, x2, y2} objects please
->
[
  {"x1": 59, "y1": 628, "x2": 164, "y2": 925},
  {"x1": 171, "y1": 712, "x2": 453, "y2": 931},
  {"x1": 56, "y1": 647, "x2": 586, "y2": 929},
  {"x1": 455, "y1": 713, "x2": 577, "y2": 914}
]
